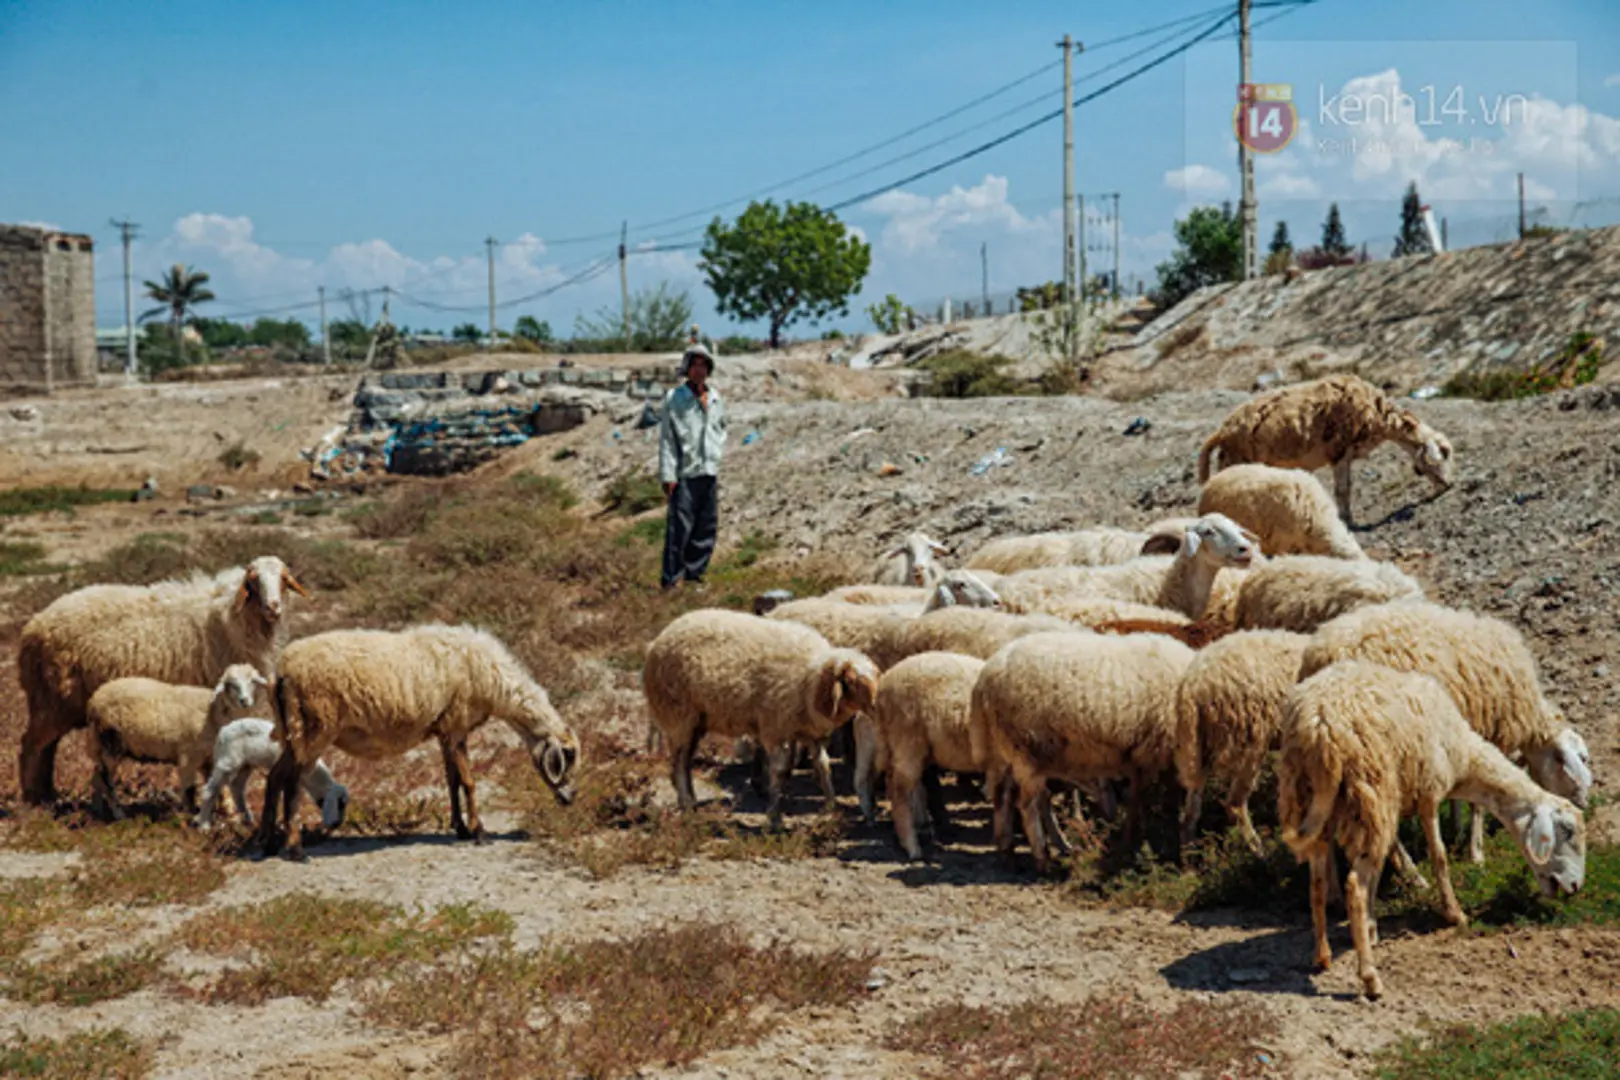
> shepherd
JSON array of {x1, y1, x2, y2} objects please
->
[{"x1": 658, "y1": 341, "x2": 727, "y2": 590}]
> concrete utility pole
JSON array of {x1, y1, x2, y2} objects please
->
[
  {"x1": 980, "y1": 241, "x2": 989, "y2": 315},
  {"x1": 619, "y1": 221, "x2": 630, "y2": 349},
  {"x1": 110, "y1": 218, "x2": 139, "y2": 376},
  {"x1": 484, "y1": 236, "x2": 498, "y2": 347},
  {"x1": 318, "y1": 285, "x2": 331, "y2": 365},
  {"x1": 1517, "y1": 172, "x2": 1526, "y2": 239},
  {"x1": 1111, "y1": 192, "x2": 1122, "y2": 301},
  {"x1": 1059, "y1": 34, "x2": 1076, "y2": 315},
  {"x1": 1078, "y1": 193, "x2": 1087, "y2": 304},
  {"x1": 1238, "y1": 0, "x2": 1258, "y2": 279}
]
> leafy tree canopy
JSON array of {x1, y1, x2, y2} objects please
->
[{"x1": 1153, "y1": 202, "x2": 1242, "y2": 309}]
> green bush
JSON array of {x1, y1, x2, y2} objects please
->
[
  {"x1": 0, "y1": 486, "x2": 133, "y2": 517},
  {"x1": 1443, "y1": 331, "x2": 1606, "y2": 401},
  {"x1": 603, "y1": 467, "x2": 665, "y2": 516},
  {"x1": 917, "y1": 350, "x2": 1022, "y2": 398}
]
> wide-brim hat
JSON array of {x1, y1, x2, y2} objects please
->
[{"x1": 680, "y1": 342, "x2": 715, "y2": 375}]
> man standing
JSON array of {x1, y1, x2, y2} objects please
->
[{"x1": 658, "y1": 342, "x2": 726, "y2": 590}]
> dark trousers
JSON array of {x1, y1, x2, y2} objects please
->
[{"x1": 662, "y1": 475, "x2": 718, "y2": 587}]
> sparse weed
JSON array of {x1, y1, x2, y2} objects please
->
[
  {"x1": 1375, "y1": 1008, "x2": 1620, "y2": 1079},
  {"x1": 602, "y1": 467, "x2": 665, "y2": 515},
  {"x1": 5, "y1": 947, "x2": 166, "y2": 1006},
  {"x1": 0, "y1": 486, "x2": 133, "y2": 518},
  {"x1": 216, "y1": 441, "x2": 261, "y2": 471},
  {"x1": 0, "y1": 1029, "x2": 153, "y2": 1079},
  {"x1": 0, "y1": 541, "x2": 55, "y2": 576}
]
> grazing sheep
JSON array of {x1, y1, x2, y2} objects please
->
[
  {"x1": 874, "y1": 531, "x2": 950, "y2": 587},
  {"x1": 872, "y1": 652, "x2": 987, "y2": 859},
  {"x1": 964, "y1": 517, "x2": 1197, "y2": 574},
  {"x1": 1195, "y1": 374, "x2": 1454, "y2": 523},
  {"x1": 17, "y1": 555, "x2": 308, "y2": 805},
  {"x1": 827, "y1": 568, "x2": 1002, "y2": 608},
  {"x1": 1001, "y1": 594, "x2": 1195, "y2": 629},
  {"x1": 1301, "y1": 600, "x2": 1593, "y2": 862},
  {"x1": 644, "y1": 609, "x2": 879, "y2": 829},
  {"x1": 1198, "y1": 464, "x2": 1365, "y2": 559},
  {"x1": 1173, "y1": 630, "x2": 1310, "y2": 852},
  {"x1": 194, "y1": 717, "x2": 348, "y2": 833},
  {"x1": 1095, "y1": 618, "x2": 1231, "y2": 651},
  {"x1": 996, "y1": 514, "x2": 1258, "y2": 622},
  {"x1": 1280, "y1": 660, "x2": 1585, "y2": 999},
  {"x1": 1232, "y1": 555, "x2": 1421, "y2": 633},
  {"x1": 752, "y1": 589, "x2": 795, "y2": 616},
  {"x1": 977, "y1": 631, "x2": 1196, "y2": 872},
  {"x1": 85, "y1": 663, "x2": 268, "y2": 821},
  {"x1": 257, "y1": 624, "x2": 580, "y2": 861}
]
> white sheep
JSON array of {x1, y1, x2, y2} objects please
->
[
  {"x1": 1232, "y1": 555, "x2": 1421, "y2": 633},
  {"x1": 1301, "y1": 599, "x2": 1593, "y2": 862},
  {"x1": 964, "y1": 517, "x2": 1196, "y2": 574},
  {"x1": 871, "y1": 651, "x2": 986, "y2": 860},
  {"x1": 644, "y1": 609, "x2": 880, "y2": 829},
  {"x1": 1173, "y1": 630, "x2": 1310, "y2": 853},
  {"x1": 194, "y1": 718, "x2": 349, "y2": 833},
  {"x1": 257, "y1": 624, "x2": 580, "y2": 861},
  {"x1": 976, "y1": 630, "x2": 1197, "y2": 873},
  {"x1": 85, "y1": 663, "x2": 268, "y2": 821},
  {"x1": 17, "y1": 555, "x2": 308, "y2": 805},
  {"x1": 1196, "y1": 373, "x2": 1455, "y2": 524},
  {"x1": 873, "y1": 531, "x2": 950, "y2": 587},
  {"x1": 995, "y1": 514, "x2": 1258, "y2": 622},
  {"x1": 1279, "y1": 660, "x2": 1586, "y2": 999},
  {"x1": 826, "y1": 568, "x2": 1003, "y2": 608},
  {"x1": 1198, "y1": 463, "x2": 1365, "y2": 559}
]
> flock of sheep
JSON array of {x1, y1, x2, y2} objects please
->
[
  {"x1": 4, "y1": 373, "x2": 1594, "y2": 1001},
  {"x1": 642, "y1": 375, "x2": 1592, "y2": 999}
]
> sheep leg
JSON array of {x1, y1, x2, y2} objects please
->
[
  {"x1": 1019, "y1": 783, "x2": 1051, "y2": 876},
  {"x1": 852, "y1": 715, "x2": 880, "y2": 824},
  {"x1": 889, "y1": 770, "x2": 922, "y2": 861},
  {"x1": 1345, "y1": 855, "x2": 1383, "y2": 999},
  {"x1": 1308, "y1": 843, "x2": 1333, "y2": 973},
  {"x1": 1178, "y1": 782, "x2": 1205, "y2": 854},
  {"x1": 922, "y1": 767, "x2": 952, "y2": 840},
  {"x1": 1466, "y1": 804, "x2": 1486, "y2": 864},
  {"x1": 17, "y1": 709, "x2": 65, "y2": 806},
  {"x1": 275, "y1": 752, "x2": 307, "y2": 863},
  {"x1": 90, "y1": 757, "x2": 125, "y2": 822},
  {"x1": 447, "y1": 739, "x2": 485, "y2": 844},
  {"x1": 670, "y1": 725, "x2": 703, "y2": 812},
  {"x1": 809, "y1": 739, "x2": 838, "y2": 816},
  {"x1": 1333, "y1": 457, "x2": 1355, "y2": 524},
  {"x1": 195, "y1": 768, "x2": 227, "y2": 830},
  {"x1": 1420, "y1": 802, "x2": 1466, "y2": 927},
  {"x1": 1125, "y1": 768, "x2": 1145, "y2": 852},
  {"x1": 440, "y1": 737, "x2": 471, "y2": 840},
  {"x1": 1040, "y1": 790, "x2": 1074, "y2": 857},
  {"x1": 230, "y1": 769, "x2": 254, "y2": 827},
  {"x1": 765, "y1": 742, "x2": 794, "y2": 831},
  {"x1": 1390, "y1": 839, "x2": 1430, "y2": 891},
  {"x1": 990, "y1": 766, "x2": 1018, "y2": 864},
  {"x1": 748, "y1": 742, "x2": 770, "y2": 799}
]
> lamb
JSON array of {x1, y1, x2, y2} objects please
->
[
  {"x1": 256, "y1": 624, "x2": 580, "y2": 861},
  {"x1": 194, "y1": 717, "x2": 348, "y2": 833},
  {"x1": 17, "y1": 554, "x2": 308, "y2": 805},
  {"x1": 976, "y1": 631, "x2": 1197, "y2": 872},
  {"x1": 827, "y1": 568, "x2": 1003, "y2": 608},
  {"x1": 995, "y1": 514, "x2": 1259, "y2": 622},
  {"x1": 85, "y1": 663, "x2": 269, "y2": 821},
  {"x1": 1300, "y1": 600, "x2": 1593, "y2": 862},
  {"x1": 1173, "y1": 630, "x2": 1311, "y2": 853},
  {"x1": 873, "y1": 531, "x2": 950, "y2": 587},
  {"x1": 964, "y1": 517, "x2": 1197, "y2": 574},
  {"x1": 1279, "y1": 660, "x2": 1585, "y2": 999},
  {"x1": 1232, "y1": 555, "x2": 1422, "y2": 633},
  {"x1": 644, "y1": 609, "x2": 880, "y2": 829},
  {"x1": 1195, "y1": 373, "x2": 1454, "y2": 523},
  {"x1": 1198, "y1": 463, "x2": 1365, "y2": 559}
]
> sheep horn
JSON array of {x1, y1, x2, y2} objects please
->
[{"x1": 281, "y1": 569, "x2": 311, "y2": 598}]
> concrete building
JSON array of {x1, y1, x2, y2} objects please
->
[{"x1": 0, "y1": 224, "x2": 97, "y2": 391}]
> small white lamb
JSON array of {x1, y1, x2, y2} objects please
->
[{"x1": 194, "y1": 718, "x2": 349, "y2": 832}]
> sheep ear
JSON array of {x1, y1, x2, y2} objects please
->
[
  {"x1": 233, "y1": 580, "x2": 252, "y2": 613},
  {"x1": 930, "y1": 583, "x2": 956, "y2": 608},
  {"x1": 281, "y1": 569, "x2": 310, "y2": 598},
  {"x1": 1526, "y1": 805, "x2": 1556, "y2": 865},
  {"x1": 1181, "y1": 529, "x2": 1202, "y2": 557},
  {"x1": 251, "y1": 672, "x2": 270, "y2": 688},
  {"x1": 1240, "y1": 527, "x2": 1262, "y2": 547},
  {"x1": 926, "y1": 538, "x2": 950, "y2": 556},
  {"x1": 812, "y1": 661, "x2": 844, "y2": 721},
  {"x1": 1139, "y1": 534, "x2": 1182, "y2": 556},
  {"x1": 842, "y1": 663, "x2": 877, "y2": 713},
  {"x1": 882, "y1": 546, "x2": 904, "y2": 559}
]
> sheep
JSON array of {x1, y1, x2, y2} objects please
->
[
  {"x1": 827, "y1": 568, "x2": 1003, "y2": 608},
  {"x1": 1300, "y1": 600, "x2": 1593, "y2": 863},
  {"x1": 1198, "y1": 463, "x2": 1365, "y2": 559},
  {"x1": 17, "y1": 554, "x2": 308, "y2": 805},
  {"x1": 1095, "y1": 618, "x2": 1231, "y2": 651},
  {"x1": 977, "y1": 630, "x2": 1197, "y2": 873},
  {"x1": 871, "y1": 652, "x2": 987, "y2": 860},
  {"x1": 1001, "y1": 594, "x2": 1196, "y2": 629},
  {"x1": 995, "y1": 514, "x2": 1258, "y2": 623},
  {"x1": 752, "y1": 589, "x2": 795, "y2": 616},
  {"x1": 1173, "y1": 630, "x2": 1310, "y2": 853},
  {"x1": 85, "y1": 663, "x2": 269, "y2": 821},
  {"x1": 1279, "y1": 660, "x2": 1585, "y2": 999},
  {"x1": 1232, "y1": 555, "x2": 1422, "y2": 633},
  {"x1": 964, "y1": 517, "x2": 1197, "y2": 574},
  {"x1": 644, "y1": 609, "x2": 879, "y2": 829},
  {"x1": 256, "y1": 624, "x2": 580, "y2": 861},
  {"x1": 194, "y1": 717, "x2": 348, "y2": 833},
  {"x1": 873, "y1": 531, "x2": 950, "y2": 587},
  {"x1": 1195, "y1": 373, "x2": 1455, "y2": 524}
]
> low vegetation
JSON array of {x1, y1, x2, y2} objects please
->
[
  {"x1": 0, "y1": 485, "x2": 133, "y2": 518},
  {"x1": 0, "y1": 1029, "x2": 153, "y2": 1080},
  {"x1": 216, "y1": 441, "x2": 262, "y2": 472},
  {"x1": 1443, "y1": 331, "x2": 1606, "y2": 401},
  {"x1": 1375, "y1": 1008, "x2": 1620, "y2": 1080},
  {"x1": 917, "y1": 350, "x2": 1022, "y2": 398},
  {"x1": 886, "y1": 993, "x2": 1279, "y2": 1080}
]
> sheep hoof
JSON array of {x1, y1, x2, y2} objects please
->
[
  {"x1": 281, "y1": 848, "x2": 309, "y2": 864},
  {"x1": 1311, "y1": 953, "x2": 1331, "y2": 974},
  {"x1": 472, "y1": 828, "x2": 488, "y2": 846}
]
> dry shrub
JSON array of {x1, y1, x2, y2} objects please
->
[
  {"x1": 0, "y1": 815, "x2": 228, "y2": 908},
  {"x1": 0, "y1": 877, "x2": 60, "y2": 964},
  {"x1": 0, "y1": 1029, "x2": 153, "y2": 1080},
  {"x1": 5, "y1": 947, "x2": 166, "y2": 1006},
  {"x1": 365, "y1": 922, "x2": 874, "y2": 1080},
  {"x1": 886, "y1": 993, "x2": 1279, "y2": 1080}
]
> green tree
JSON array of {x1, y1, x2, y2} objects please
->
[
  {"x1": 700, "y1": 200, "x2": 871, "y2": 348},
  {"x1": 247, "y1": 317, "x2": 311, "y2": 349},
  {"x1": 452, "y1": 322, "x2": 482, "y2": 343},
  {"x1": 1392, "y1": 181, "x2": 1433, "y2": 258},
  {"x1": 573, "y1": 282, "x2": 693, "y2": 352},
  {"x1": 513, "y1": 315, "x2": 553, "y2": 343},
  {"x1": 1153, "y1": 202, "x2": 1242, "y2": 308},
  {"x1": 1263, "y1": 220, "x2": 1294, "y2": 275},
  {"x1": 189, "y1": 317, "x2": 247, "y2": 349},
  {"x1": 1321, "y1": 202, "x2": 1351, "y2": 258},
  {"x1": 328, "y1": 319, "x2": 370, "y2": 356},
  {"x1": 140, "y1": 263, "x2": 216, "y2": 360},
  {"x1": 866, "y1": 293, "x2": 911, "y2": 335}
]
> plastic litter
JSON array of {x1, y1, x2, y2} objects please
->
[
  {"x1": 742, "y1": 430, "x2": 760, "y2": 446},
  {"x1": 970, "y1": 446, "x2": 1011, "y2": 476},
  {"x1": 1410, "y1": 385, "x2": 1441, "y2": 400},
  {"x1": 1122, "y1": 417, "x2": 1152, "y2": 436}
]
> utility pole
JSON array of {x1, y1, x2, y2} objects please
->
[
  {"x1": 1111, "y1": 192, "x2": 1122, "y2": 302},
  {"x1": 1517, "y1": 172, "x2": 1526, "y2": 239},
  {"x1": 1238, "y1": 0, "x2": 1258, "y2": 279},
  {"x1": 619, "y1": 221, "x2": 630, "y2": 349},
  {"x1": 1060, "y1": 33, "x2": 1077, "y2": 357},
  {"x1": 484, "y1": 235, "x2": 498, "y2": 347},
  {"x1": 318, "y1": 285, "x2": 331, "y2": 364},
  {"x1": 110, "y1": 218, "x2": 139, "y2": 377},
  {"x1": 980, "y1": 241, "x2": 989, "y2": 315},
  {"x1": 1078, "y1": 193, "x2": 1087, "y2": 304}
]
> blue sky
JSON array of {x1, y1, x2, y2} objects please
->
[{"x1": 2, "y1": 0, "x2": 1617, "y2": 337}]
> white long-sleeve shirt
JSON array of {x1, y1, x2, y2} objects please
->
[{"x1": 657, "y1": 381, "x2": 727, "y2": 483}]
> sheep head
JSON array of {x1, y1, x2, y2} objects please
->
[
  {"x1": 321, "y1": 782, "x2": 350, "y2": 831},
  {"x1": 234, "y1": 555, "x2": 311, "y2": 624},
  {"x1": 532, "y1": 731, "x2": 580, "y2": 807},
  {"x1": 810, "y1": 650, "x2": 881, "y2": 728},
  {"x1": 885, "y1": 532, "x2": 949, "y2": 587},
  {"x1": 1180, "y1": 514, "x2": 1260, "y2": 570},
  {"x1": 926, "y1": 569, "x2": 1002, "y2": 612},
  {"x1": 1527, "y1": 726, "x2": 1593, "y2": 809},
  {"x1": 214, "y1": 663, "x2": 269, "y2": 711},
  {"x1": 1514, "y1": 795, "x2": 1586, "y2": 899}
]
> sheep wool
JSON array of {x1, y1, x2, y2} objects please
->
[
  {"x1": 1198, "y1": 463, "x2": 1365, "y2": 559},
  {"x1": 195, "y1": 717, "x2": 348, "y2": 833},
  {"x1": 872, "y1": 651, "x2": 986, "y2": 860},
  {"x1": 1233, "y1": 555, "x2": 1421, "y2": 633}
]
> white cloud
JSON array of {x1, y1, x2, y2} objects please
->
[
  {"x1": 863, "y1": 174, "x2": 1045, "y2": 254},
  {"x1": 15, "y1": 219, "x2": 62, "y2": 231},
  {"x1": 1163, "y1": 164, "x2": 1231, "y2": 198},
  {"x1": 1258, "y1": 172, "x2": 1322, "y2": 199}
]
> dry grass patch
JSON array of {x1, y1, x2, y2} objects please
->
[
  {"x1": 366, "y1": 922, "x2": 875, "y2": 1080},
  {"x1": 5, "y1": 947, "x2": 166, "y2": 1007},
  {"x1": 0, "y1": 815, "x2": 228, "y2": 908},
  {"x1": 0, "y1": 1028, "x2": 153, "y2": 1079},
  {"x1": 886, "y1": 993, "x2": 1279, "y2": 1080}
]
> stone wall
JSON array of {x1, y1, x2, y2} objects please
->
[
  {"x1": 0, "y1": 224, "x2": 96, "y2": 390},
  {"x1": 314, "y1": 364, "x2": 682, "y2": 478}
]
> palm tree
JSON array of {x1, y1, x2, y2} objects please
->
[{"x1": 140, "y1": 263, "x2": 216, "y2": 359}]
